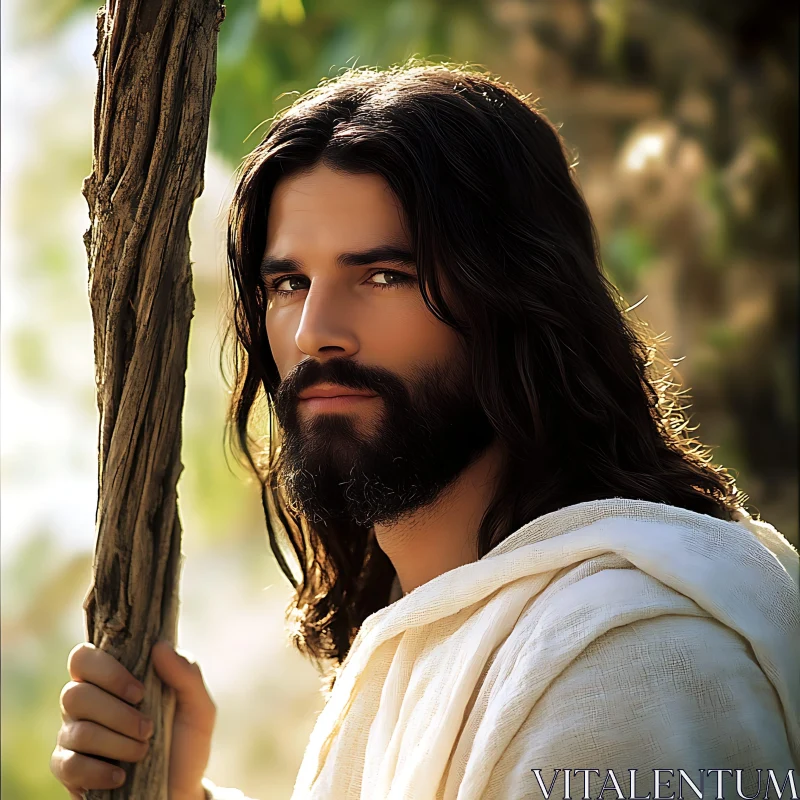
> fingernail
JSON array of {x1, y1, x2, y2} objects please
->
[
  {"x1": 140, "y1": 718, "x2": 154, "y2": 738},
  {"x1": 125, "y1": 684, "x2": 144, "y2": 703},
  {"x1": 112, "y1": 768, "x2": 125, "y2": 785}
]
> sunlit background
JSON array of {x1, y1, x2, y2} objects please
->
[{"x1": 1, "y1": 1, "x2": 797, "y2": 797}]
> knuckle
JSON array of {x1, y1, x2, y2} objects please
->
[
  {"x1": 59, "y1": 681, "x2": 81, "y2": 714},
  {"x1": 60, "y1": 750, "x2": 81, "y2": 782},
  {"x1": 49, "y1": 749, "x2": 62, "y2": 779},
  {"x1": 67, "y1": 643, "x2": 91, "y2": 676},
  {"x1": 56, "y1": 724, "x2": 69, "y2": 749},
  {"x1": 70, "y1": 720, "x2": 93, "y2": 750}
]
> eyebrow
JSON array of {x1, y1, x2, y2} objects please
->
[{"x1": 259, "y1": 244, "x2": 416, "y2": 278}]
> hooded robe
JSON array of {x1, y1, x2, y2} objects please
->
[{"x1": 202, "y1": 499, "x2": 799, "y2": 800}]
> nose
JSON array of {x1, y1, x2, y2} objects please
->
[{"x1": 294, "y1": 280, "x2": 360, "y2": 358}]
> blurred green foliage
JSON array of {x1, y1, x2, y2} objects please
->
[
  {"x1": 603, "y1": 228, "x2": 656, "y2": 295},
  {"x1": 211, "y1": 0, "x2": 498, "y2": 164},
  {"x1": 1, "y1": 531, "x2": 91, "y2": 799}
]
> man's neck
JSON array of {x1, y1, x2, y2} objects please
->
[{"x1": 373, "y1": 439, "x2": 506, "y2": 596}]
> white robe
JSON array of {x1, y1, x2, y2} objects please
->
[{"x1": 203, "y1": 499, "x2": 799, "y2": 800}]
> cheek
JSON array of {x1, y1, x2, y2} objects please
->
[
  {"x1": 372, "y1": 299, "x2": 462, "y2": 366},
  {"x1": 265, "y1": 308, "x2": 296, "y2": 379}
]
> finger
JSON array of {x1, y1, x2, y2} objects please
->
[
  {"x1": 67, "y1": 643, "x2": 145, "y2": 705},
  {"x1": 50, "y1": 744, "x2": 126, "y2": 791},
  {"x1": 58, "y1": 719, "x2": 149, "y2": 764},
  {"x1": 60, "y1": 681, "x2": 154, "y2": 743},
  {"x1": 150, "y1": 641, "x2": 215, "y2": 731}
]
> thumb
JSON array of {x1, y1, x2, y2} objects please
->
[{"x1": 151, "y1": 640, "x2": 215, "y2": 730}]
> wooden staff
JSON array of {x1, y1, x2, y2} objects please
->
[{"x1": 80, "y1": 2, "x2": 225, "y2": 797}]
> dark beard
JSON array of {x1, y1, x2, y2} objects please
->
[{"x1": 272, "y1": 355, "x2": 496, "y2": 527}]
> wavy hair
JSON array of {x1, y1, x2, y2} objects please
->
[{"x1": 222, "y1": 61, "x2": 747, "y2": 691}]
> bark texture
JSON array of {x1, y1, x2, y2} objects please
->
[{"x1": 80, "y1": 1, "x2": 225, "y2": 798}]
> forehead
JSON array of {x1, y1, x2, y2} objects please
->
[{"x1": 266, "y1": 164, "x2": 408, "y2": 254}]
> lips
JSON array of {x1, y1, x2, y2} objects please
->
[{"x1": 297, "y1": 383, "x2": 379, "y2": 400}]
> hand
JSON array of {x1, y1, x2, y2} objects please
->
[{"x1": 50, "y1": 640, "x2": 216, "y2": 800}]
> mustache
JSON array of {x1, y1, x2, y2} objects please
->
[{"x1": 276, "y1": 357, "x2": 399, "y2": 402}]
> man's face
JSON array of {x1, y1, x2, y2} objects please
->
[{"x1": 263, "y1": 163, "x2": 495, "y2": 526}]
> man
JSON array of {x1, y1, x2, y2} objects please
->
[
  {"x1": 211, "y1": 60, "x2": 800, "y2": 799},
  {"x1": 52, "y1": 63, "x2": 798, "y2": 800}
]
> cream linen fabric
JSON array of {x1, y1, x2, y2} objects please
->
[{"x1": 202, "y1": 498, "x2": 799, "y2": 800}]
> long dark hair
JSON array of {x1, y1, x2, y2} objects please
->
[{"x1": 222, "y1": 61, "x2": 747, "y2": 691}]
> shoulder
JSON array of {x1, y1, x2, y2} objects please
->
[
  {"x1": 481, "y1": 613, "x2": 796, "y2": 800},
  {"x1": 499, "y1": 612, "x2": 794, "y2": 770},
  {"x1": 456, "y1": 551, "x2": 798, "y2": 797}
]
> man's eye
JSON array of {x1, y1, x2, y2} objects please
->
[
  {"x1": 270, "y1": 275, "x2": 308, "y2": 294},
  {"x1": 370, "y1": 270, "x2": 405, "y2": 286},
  {"x1": 367, "y1": 270, "x2": 416, "y2": 288},
  {"x1": 267, "y1": 270, "x2": 414, "y2": 296}
]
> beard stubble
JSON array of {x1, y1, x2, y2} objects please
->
[{"x1": 272, "y1": 353, "x2": 496, "y2": 528}]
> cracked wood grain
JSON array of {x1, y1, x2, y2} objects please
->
[{"x1": 80, "y1": 2, "x2": 225, "y2": 798}]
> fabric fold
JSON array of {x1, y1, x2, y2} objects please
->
[{"x1": 289, "y1": 498, "x2": 799, "y2": 800}]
